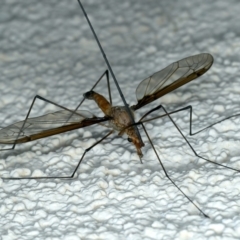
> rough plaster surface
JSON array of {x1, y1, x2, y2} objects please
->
[{"x1": 1, "y1": 0, "x2": 240, "y2": 239}]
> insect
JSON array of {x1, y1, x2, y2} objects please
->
[
  {"x1": 0, "y1": 0, "x2": 239, "y2": 218},
  {"x1": 0, "y1": 53, "x2": 213, "y2": 168}
]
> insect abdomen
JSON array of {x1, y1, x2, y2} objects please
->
[{"x1": 84, "y1": 91, "x2": 112, "y2": 116}]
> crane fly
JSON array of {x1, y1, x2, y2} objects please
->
[
  {"x1": 0, "y1": 53, "x2": 212, "y2": 158},
  {"x1": 0, "y1": 53, "x2": 214, "y2": 175},
  {"x1": 0, "y1": 53, "x2": 212, "y2": 144},
  {"x1": 1, "y1": 0, "x2": 240, "y2": 218}
]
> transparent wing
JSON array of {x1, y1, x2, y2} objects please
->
[
  {"x1": 132, "y1": 53, "x2": 213, "y2": 110},
  {"x1": 0, "y1": 110, "x2": 109, "y2": 144}
]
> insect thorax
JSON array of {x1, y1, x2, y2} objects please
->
[
  {"x1": 110, "y1": 106, "x2": 144, "y2": 157},
  {"x1": 109, "y1": 106, "x2": 135, "y2": 131}
]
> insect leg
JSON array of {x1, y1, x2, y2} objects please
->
[
  {"x1": 70, "y1": 130, "x2": 113, "y2": 178},
  {"x1": 75, "y1": 69, "x2": 111, "y2": 111},
  {"x1": 2, "y1": 130, "x2": 113, "y2": 180},
  {"x1": 0, "y1": 93, "x2": 94, "y2": 152},
  {"x1": 1, "y1": 71, "x2": 111, "y2": 178},
  {"x1": 77, "y1": 0, "x2": 144, "y2": 149},
  {"x1": 141, "y1": 122, "x2": 209, "y2": 218},
  {"x1": 0, "y1": 95, "x2": 52, "y2": 151},
  {"x1": 140, "y1": 104, "x2": 240, "y2": 136},
  {"x1": 140, "y1": 105, "x2": 240, "y2": 173},
  {"x1": 62, "y1": 70, "x2": 111, "y2": 126}
]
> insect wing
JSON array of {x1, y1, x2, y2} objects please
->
[
  {"x1": 0, "y1": 110, "x2": 108, "y2": 144},
  {"x1": 133, "y1": 53, "x2": 213, "y2": 110}
]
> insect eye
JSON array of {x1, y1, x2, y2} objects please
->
[{"x1": 83, "y1": 90, "x2": 95, "y2": 99}]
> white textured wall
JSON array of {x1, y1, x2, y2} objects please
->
[{"x1": 1, "y1": 0, "x2": 240, "y2": 239}]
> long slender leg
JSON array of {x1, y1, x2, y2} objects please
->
[
  {"x1": 0, "y1": 94, "x2": 88, "y2": 152},
  {"x1": 2, "y1": 130, "x2": 113, "y2": 180},
  {"x1": 139, "y1": 104, "x2": 240, "y2": 172},
  {"x1": 141, "y1": 123, "x2": 209, "y2": 218},
  {"x1": 0, "y1": 95, "x2": 48, "y2": 151},
  {"x1": 74, "y1": 69, "x2": 111, "y2": 111},
  {"x1": 36, "y1": 72, "x2": 109, "y2": 113},
  {"x1": 70, "y1": 130, "x2": 113, "y2": 178},
  {"x1": 0, "y1": 70, "x2": 110, "y2": 152},
  {"x1": 1, "y1": 70, "x2": 112, "y2": 179},
  {"x1": 140, "y1": 104, "x2": 240, "y2": 136},
  {"x1": 62, "y1": 70, "x2": 111, "y2": 127},
  {"x1": 77, "y1": 0, "x2": 144, "y2": 151}
]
